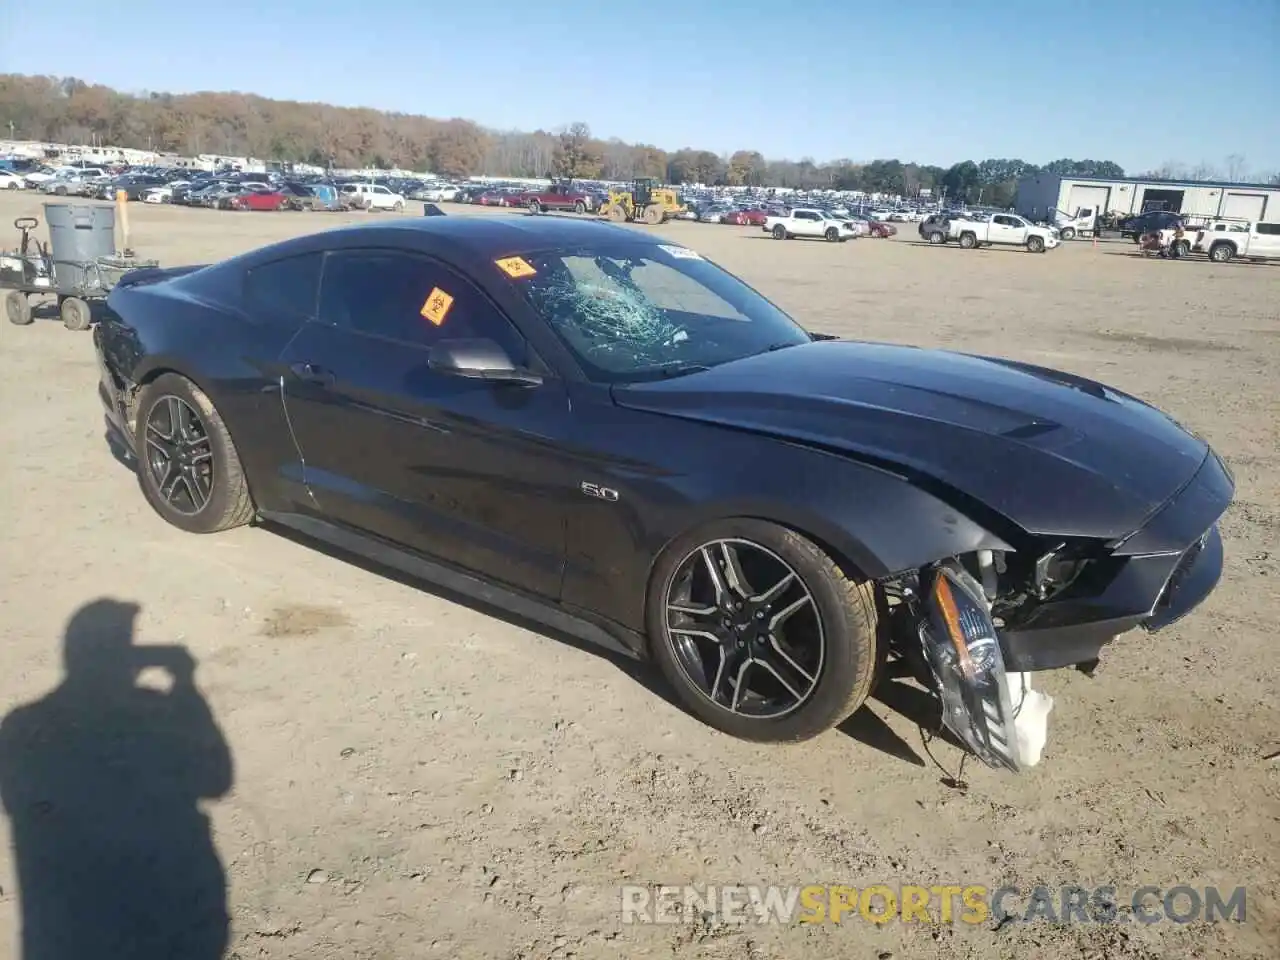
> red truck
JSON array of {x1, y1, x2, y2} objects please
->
[{"x1": 514, "y1": 180, "x2": 598, "y2": 215}]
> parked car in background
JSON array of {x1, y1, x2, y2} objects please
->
[
  {"x1": 721, "y1": 209, "x2": 768, "y2": 226},
  {"x1": 947, "y1": 213, "x2": 1059, "y2": 253},
  {"x1": 230, "y1": 189, "x2": 291, "y2": 211},
  {"x1": 517, "y1": 181, "x2": 598, "y2": 215},
  {"x1": 1194, "y1": 220, "x2": 1280, "y2": 262},
  {"x1": 1119, "y1": 211, "x2": 1185, "y2": 241},
  {"x1": 0, "y1": 171, "x2": 27, "y2": 190},
  {"x1": 764, "y1": 208, "x2": 860, "y2": 241}
]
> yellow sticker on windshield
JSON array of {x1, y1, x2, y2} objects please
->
[
  {"x1": 420, "y1": 287, "x2": 454, "y2": 326},
  {"x1": 495, "y1": 256, "x2": 537, "y2": 279}
]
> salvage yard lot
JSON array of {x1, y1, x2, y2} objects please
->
[{"x1": 0, "y1": 191, "x2": 1277, "y2": 959}]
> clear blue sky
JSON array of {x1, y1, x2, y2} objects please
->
[{"x1": 2, "y1": 0, "x2": 1277, "y2": 175}]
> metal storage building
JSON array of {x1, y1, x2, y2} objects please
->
[{"x1": 1015, "y1": 174, "x2": 1280, "y2": 223}]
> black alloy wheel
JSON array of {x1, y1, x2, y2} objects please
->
[
  {"x1": 133, "y1": 374, "x2": 255, "y2": 534},
  {"x1": 144, "y1": 395, "x2": 215, "y2": 516},
  {"x1": 648, "y1": 519, "x2": 878, "y2": 742}
]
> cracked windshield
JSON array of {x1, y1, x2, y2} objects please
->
[{"x1": 511, "y1": 247, "x2": 812, "y2": 382}]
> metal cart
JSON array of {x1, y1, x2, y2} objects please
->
[{"x1": 2, "y1": 216, "x2": 158, "y2": 331}]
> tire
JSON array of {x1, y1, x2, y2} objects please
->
[
  {"x1": 959, "y1": 232, "x2": 977, "y2": 249},
  {"x1": 528, "y1": 200, "x2": 542, "y2": 215},
  {"x1": 1176, "y1": 240, "x2": 1190, "y2": 258},
  {"x1": 927, "y1": 232, "x2": 944, "y2": 245},
  {"x1": 824, "y1": 227, "x2": 840, "y2": 241},
  {"x1": 606, "y1": 204, "x2": 628, "y2": 223},
  {"x1": 1059, "y1": 227, "x2": 1075, "y2": 241},
  {"x1": 393, "y1": 201, "x2": 404, "y2": 213},
  {"x1": 133, "y1": 374, "x2": 256, "y2": 535},
  {"x1": 771, "y1": 224, "x2": 787, "y2": 240},
  {"x1": 56, "y1": 186, "x2": 68, "y2": 196},
  {"x1": 6, "y1": 182, "x2": 17, "y2": 191},
  {"x1": 642, "y1": 204, "x2": 663, "y2": 225},
  {"x1": 60, "y1": 296, "x2": 92, "y2": 331},
  {"x1": 1026, "y1": 235, "x2": 1045, "y2": 253},
  {"x1": 574, "y1": 200, "x2": 586, "y2": 214},
  {"x1": 646, "y1": 518, "x2": 879, "y2": 743},
  {"x1": 5, "y1": 289, "x2": 32, "y2": 325},
  {"x1": 1209, "y1": 243, "x2": 1233, "y2": 263}
]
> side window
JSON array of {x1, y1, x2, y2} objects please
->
[
  {"x1": 245, "y1": 252, "x2": 322, "y2": 324},
  {"x1": 1256, "y1": 222, "x2": 1280, "y2": 236},
  {"x1": 317, "y1": 250, "x2": 526, "y2": 361}
]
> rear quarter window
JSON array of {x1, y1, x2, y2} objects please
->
[
  {"x1": 1255, "y1": 222, "x2": 1280, "y2": 236},
  {"x1": 244, "y1": 252, "x2": 323, "y2": 324}
]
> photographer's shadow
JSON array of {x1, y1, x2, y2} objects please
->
[{"x1": 0, "y1": 599, "x2": 233, "y2": 960}]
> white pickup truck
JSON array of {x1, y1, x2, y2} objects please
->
[
  {"x1": 764, "y1": 208, "x2": 860, "y2": 242},
  {"x1": 949, "y1": 213, "x2": 1060, "y2": 253},
  {"x1": 1192, "y1": 220, "x2": 1280, "y2": 262}
]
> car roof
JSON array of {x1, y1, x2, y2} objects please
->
[{"x1": 327, "y1": 214, "x2": 649, "y2": 258}]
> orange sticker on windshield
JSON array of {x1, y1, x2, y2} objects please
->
[
  {"x1": 420, "y1": 287, "x2": 454, "y2": 326},
  {"x1": 495, "y1": 256, "x2": 537, "y2": 279}
]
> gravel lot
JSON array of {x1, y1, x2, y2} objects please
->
[{"x1": 0, "y1": 192, "x2": 1276, "y2": 960}]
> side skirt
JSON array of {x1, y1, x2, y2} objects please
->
[{"x1": 258, "y1": 510, "x2": 645, "y2": 661}]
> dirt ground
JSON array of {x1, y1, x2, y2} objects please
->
[{"x1": 0, "y1": 192, "x2": 1276, "y2": 960}]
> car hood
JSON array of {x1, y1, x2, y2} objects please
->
[{"x1": 612, "y1": 340, "x2": 1209, "y2": 541}]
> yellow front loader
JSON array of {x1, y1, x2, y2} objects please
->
[{"x1": 598, "y1": 178, "x2": 687, "y2": 225}]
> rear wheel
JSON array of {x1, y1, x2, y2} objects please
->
[
  {"x1": 528, "y1": 200, "x2": 542, "y2": 214},
  {"x1": 1209, "y1": 243, "x2": 1233, "y2": 263},
  {"x1": 959, "y1": 232, "x2": 978, "y2": 249},
  {"x1": 5, "y1": 290, "x2": 32, "y2": 325},
  {"x1": 574, "y1": 200, "x2": 586, "y2": 214},
  {"x1": 771, "y1": 224, "x2": 787, "y2": 240},
  {"x1": 927, "y1": 231, "x2": 944, "y2": 244},
  {"x1": 606, "y1": 204, "x2": 628, "y2": 223},
  {"x1": 60, "y1": 296, "x2": 92, "y2": 331},
  {"x1": 1176, "y1": 240, "x2": 1190, "y2": 258},
  {"x1": 647, "y1": 518, "x2": 879, "y2": 742},
  {"x1": 134, "y1": 374, "x2": 255, "y2": 534}
]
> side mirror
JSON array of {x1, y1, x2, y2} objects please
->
[{"x1": 429, "y1": 338, "x2": 542, "y2": 386}]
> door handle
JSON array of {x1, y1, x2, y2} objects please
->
[{"x1": 289, "y1": 362, "x2": 335, "y2": 387}]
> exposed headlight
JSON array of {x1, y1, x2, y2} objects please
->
[{"x1": 919, "y1": 563, "x2": 1048, "y2": 771}]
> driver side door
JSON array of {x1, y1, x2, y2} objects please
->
[{"x1": 279, "y1": 247, "x2": 573, "y2": 599}]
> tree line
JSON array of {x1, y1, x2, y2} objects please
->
[{"x1": 3, "y1": 75, "x2": 1273, "y2": 202}]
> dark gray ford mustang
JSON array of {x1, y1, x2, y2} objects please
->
[{"x1": 93, "y1": 216, "x2": 1232, "y2": 771}]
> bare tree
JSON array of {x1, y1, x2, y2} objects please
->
[{"x1": 1224, "y1": 154, "x2": 1247, "y2": 181}]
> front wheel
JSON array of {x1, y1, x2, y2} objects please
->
[
  {"x1": 393, "y1": 201, "x2": 404, "y2": 212},
  {"x1": 647, "y1": 518, "x2": 879, "y2": 743},
  {"x1": 1059, "y1": 227, "x2": 1075, "y2": 241},
  {"x1": 5, "y1": 289, "x2": 32, "y2": 325},
  {"x1": 574, "y1": 200, "x2": 586, "y2": 214},
  {"x1": 133, "y1": 374, "x2": 256, "y2": 535},
  {"x1": 771, "y1": 224, "x2": 787, "y2": 240},
  {"x1": 825, "y1": 227, "x2": 840, "y2": 241},
  {"x1": 1027, "y1": 235, "x2": 1045, "y2": 253}
]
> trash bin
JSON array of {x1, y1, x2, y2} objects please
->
[{"x1": 43, "y1": 202, "x2": 116, "y2": 295}]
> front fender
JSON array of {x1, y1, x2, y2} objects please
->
[{"x1": 562, "y1": 410, "x2": 1015, "y2": 635}]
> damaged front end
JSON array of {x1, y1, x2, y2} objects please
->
[
  {"x1": 912, "y1": 556, "x2": 1054, "y2": 772},
  {"x1": 886, "y1": 452, "x2": 1232, "y2": 773}
]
